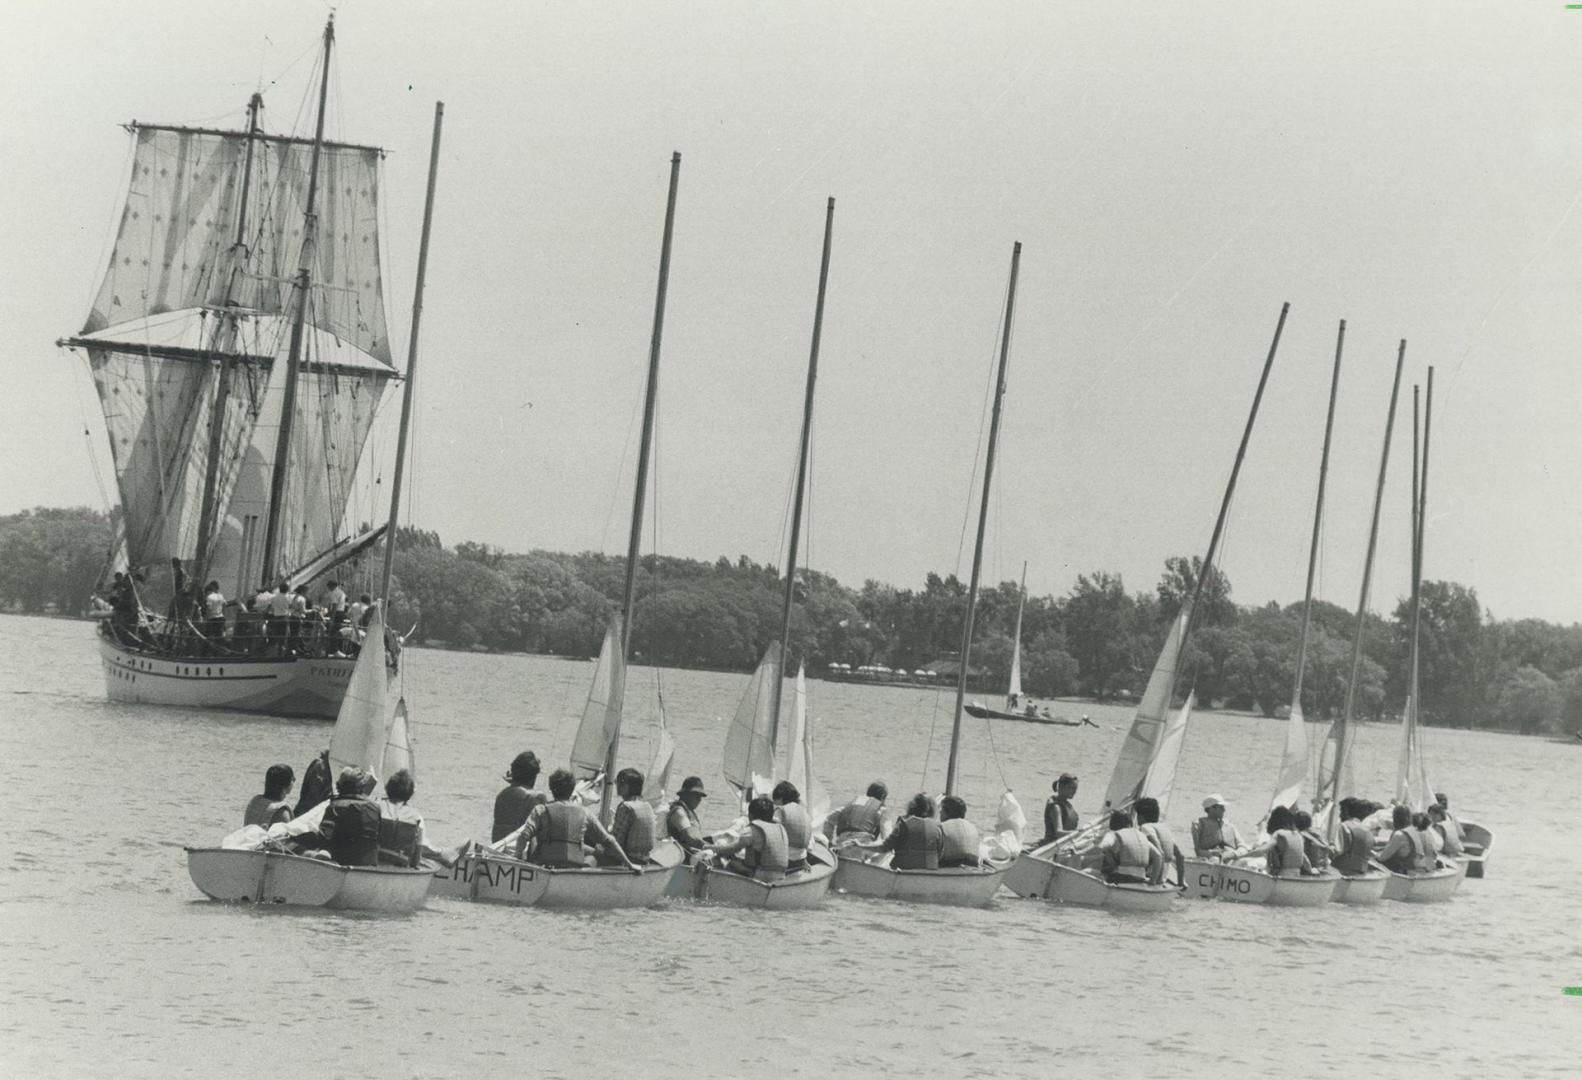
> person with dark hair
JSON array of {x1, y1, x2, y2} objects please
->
[
  {"x1": 1330, "y1": 798, "x2": 1378, "y2": 875},
  {"x1": 1294, "y1": 809, "x2": 1331, "y2": 870},
  {"x1": 377, "y1": 768, "x2": 450, "y2": 867},
  {"x1": 771, "y1": 780, "x2": 811, "y2": 873},
  {"x1": 1191, "y1": 795, "x2": 1243, "y2": 859},
  {"x1": 244, "y1": 764, "x2": 296, "y2": 827},
  {"x1": 1432, "y1": 792, "x2": 1467, "y2": 850},
  {"x1": 708, "y1": 796, "x2": 789, "y2": 882},
  {"x1": 493, "y1": 751, "x2": 545, "y2": 841},
  {"x1": 357, "y1": 594, "x2": 374, "y2": 629},
  {"x1": 1096, "y1": 809, "x2": 1162, "y2": 885},
  {"x1": 857, "y1": 792, "x2": 944, "y2": 870},
  {"x1": 1133, "y1": 797, "x2": 1182, "y2": 886},
  {"x1": 1427, "y1": 802, "x2": 1463, "y2": 859},
  {"x1": 1376, "y1": 805, "x2": 1422, "y2": 874},
  {"x1": 605, "y1": 767, "x2": 656, "y2": 865},
  {"x1": 294, "y1": 750, "x2": 334, "y2": 815},
  {"x1": 826, "y1": 780, "x2": 888, "y2": 843},
  {"x1": 201, "y1": 581, "x2": 226, "y2": 649},
  {"x1": 312, "y1": 767, "x2": 382, "y2": 867},
  {"x1": 938, "y1": 794, "x2": 980, "y2": 868},
  {"x1": 167, "y1": 556, "x2": 190, "y2": 624},
  {"x1": 1040, "y1": 773, "x2": 1079, "y2": 845},
  {"x1": 666, "y1": 776, "x2": 711, "y2": 860},
  {"x1": 513, "y1": 768, "x2": 638, "y2": 871},
  {"x1": 325, "y1": 580, "x2": 348, "y2": 631},
  {"x1": 1264, "y1": 806, "x2": 1312, "y2": 876}
]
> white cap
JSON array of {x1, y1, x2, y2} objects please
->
[{"x1": 1202, "y1": 794, "x2": 1226, "y2": 810}]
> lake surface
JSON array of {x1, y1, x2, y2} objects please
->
[{"x1": 1, "y1": 612, "x2": 1577, "y2": 1078}]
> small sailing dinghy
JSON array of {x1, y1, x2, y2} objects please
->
[{"x1": 962, "y1": 567, "x2": 1094, "y2": 728}]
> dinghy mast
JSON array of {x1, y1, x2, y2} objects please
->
[{"x1": 1397, "y1": 368, "x2": 1436, "y2": 809}]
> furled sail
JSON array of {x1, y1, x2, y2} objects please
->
[
  {"x1": 570, "y1": 616, "x2": 626, "y2": 779},
  {"x1": 1102, "y1": 600, "x2": 1192, "y2": 811},
  {"x1": 1267, "y1": 698, "x2": 1308, "y2": 817},
  {"x1": 722, "y1": 642, "x2": 780, "y2": 796}
]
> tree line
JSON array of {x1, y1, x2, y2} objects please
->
[{"x1": 4, "y1": 506, "x2": 1580, "y2": 737}]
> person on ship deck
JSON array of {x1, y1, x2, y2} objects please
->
[
  {"x1": 244, "y1": 764, "x2": 296, "y2": 828},
  {"x1": 492, "y1": 751, "x2": 545, "y2": 842},
  {"x1": 512, "y1": 768, "x2": 639, "y2": 871}
]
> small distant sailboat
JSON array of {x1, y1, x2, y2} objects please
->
[
  {"x1": 1008, "y1": 303, "x2": 1291, "y2": 913},
  {"x1": 963, "y1": 564, "x2": 1094, "y2": 728}
]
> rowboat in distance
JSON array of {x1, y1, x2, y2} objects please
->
[
  {"x1": 432, "y1": 843, "x2": 682, "y2": 910},
  {"x1": 1182, "y1": 858, "x2": 1340, "y2": 906},
  {"x1": 963, "y1": 702, "x2": 1094, "y2": 727},
  {"x1": 186, "y1": 848, "x2": 434, "y2": 913},
  {"x1": 831, "y1": 854, "x2": 1010, "y2": 907}
]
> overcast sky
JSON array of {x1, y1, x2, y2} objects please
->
[{"x1": 5, "y1": 1, "x2": 1581, "y2": 624}]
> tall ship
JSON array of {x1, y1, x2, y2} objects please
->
[{"x1": 59, "y1": 19, "x2": 409, "y2": 719}]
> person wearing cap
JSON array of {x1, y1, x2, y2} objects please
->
[
  {"x1": 493, "y1": 751, "x2": 545, "y2": 842},
  {"x1": 1040, "y1": 773, "x2": 1080, "y2": 846},
  {"x1": 313, "y1": 766, "x2": 382, "y2": 867},
  {"x1": 1191, "y1": 794, "x2": 1244, "y2": 860},
  {"x1": 825, "y1": 781, "x2": 889, "y2": 845},
  {"x1": 513, "y1": 768, "x2": 639, "y2": 871},
  {"x1": 604, "y1": 768, "x2": 657, "y2": 865},
  {"x1": 1133, "y1": 796, "x2": 1182, "y2": 886},
  {"x1": 771, "y1": 780, "x2": 812, "y2": 873},
  {"x1": 244, "y1": 764, "x2": 296, "y2": 828},
  {"x1": 666, "y1": 776, "x2": 711, "y2": 860}
]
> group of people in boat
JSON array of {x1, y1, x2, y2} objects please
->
[{"x1": 816, "y1": 780, "x2": 986, "y2": 869}]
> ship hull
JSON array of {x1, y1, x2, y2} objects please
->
[{"x1": 100, "y1": 635, "x2": 357, "y2": 719}]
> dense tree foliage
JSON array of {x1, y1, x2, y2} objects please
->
[{"x1": 5, "y1": 506, "x2": 1580, "y2": 736}]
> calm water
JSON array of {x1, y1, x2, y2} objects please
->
[{"x1": 1, "y1": 612, "x2": 1578, "y2": 1079}]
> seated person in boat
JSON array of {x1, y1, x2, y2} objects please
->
[
  {"x1": 377, "y1": 768, "x2": 453, "y2": 867},
  {"x1": 514, "y1": 768, "x2": 639, "y2": 871},
  {"x1": 1427, "y1": 802, "x2": 1463, "y2": 858},
  {"x1": 603, "y1": 768, "x2": 657, "y2": 866},
  {"x1": 1376, "y1": 805, "x2": 1431, "y2": 875},
  {"x1": 493, "y1": 751, "x2": 545, "y2": 842},
  {"x1": 1413, "y1": 811, "x2": 1442, "y2": 865},
  {"x1": 1232, "y1": 805, "x2": 1312, "y2": 876},
  {"x1": 825, "y1": 781, "x2": 888, "y2": 845},
  {"x1": 1133, "y1": 797, "x2": 1182, "y2": 886},
  {"x1": 1191, "y1": 794, "x2": 1244, "y2": 859},
  {"x1": 244, "y1": 764, "x2": 296, "y2": 828},
  {"x1": 1433, "y1": 792, "x2": 1468, "y2": 847},
  {"x1": 294, "y1": 750, "x2": 334, "y2": 816},
  {"x1": 707, "y1": 796, "x2": 789, "y2": 882},
  {"x1": 938, "y1": 794, "x2": 981, "y2": 868},
  {"x1": 1095, "y1": 810, "x2": 1163, "y2": 885},
  {"x1": 854, "y1": 793, "x2": 945, "y2": 870},
  {"x1": 772, "y1": 780, "x2": 812, "y2": 873},
  {"x1": 310, "y1": 767, "x2": 383, "y2": 867},
  {"x1": 1294, "y1": 809, "x2": 1331, "y2": 870},
  {"x1": 666, "y1": 776, "x2": 711, "y2": 861},
  {"x1": 1328, "y1": 798, "x2": 1378, "y2": 876},
  {"x1": 1039, "y1": 773, "x2": 1079, "y2": 846}
]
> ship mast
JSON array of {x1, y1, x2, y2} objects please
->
[{"x1": 259, "y1": 16, "x2": 335, "y2": 586}]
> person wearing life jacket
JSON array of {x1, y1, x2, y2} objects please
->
[
  {"x1": 605, "y1": 767, "x2": 657, "y2": 865},
  {"x1": 1328, "y1": 798, "x2": 1379, "y2": 876},
  {"x1": 825, "y1": 781, "x2": 888, "y2": 845},
  {"x1": 1294, "y1": 809, "x2": 1332, "y2": 871},
  {"x1": 1097, "y1": 810, "x2": 1162, "y2": 885},
  {"x1": 313, "y1": 767, "x2": 383, "y2": 867},
  {"x1": 377, "y1": 768, "x2": 453, "y2": 868},
  {"x1": 493, "y1": 750, "x2": 545, "y2": 842},
  {"x1": 1191, "y1": 794, "x2": 1244, "y2": 860},
  {"x1": 1427, "y1": 802, "x2": 1464, "y2": 859},
  {"x1": 1039, "y1": 773, "x2": 1080, "y2": 845},
  {"x1": 1376, "y1": 805, "x2": 1422, "y2": 875},
  {"x1": 855, "y1": 793, "x2": 945, "y2": 870},
  {"x1": 938, "y1": 795, "x2": 981, "y2": 868},
  {"x1": 772, "y1": 780, "x2": 812, "y2": 873},
  {"x1": 1133, "y1": 797, "x2": 1183, "y2": 886},
  {"x1": 244, "y1": 764, "x2": 296, "y2": 828},
  {"x1": 708, "y1": 796, "x2": 790, "y2": 882},
  {"x1": 1412, "y1": 811, "x2": 1441, "y2": 871},
  {"x1": 1433, "y1": 792, "x2": 1471, "y2": 853},
  {"x1": 294, "y1": 749, "x2": 334, "y2": 816},
  {"x1": 666, "y1": 776, "x2": 711, "y2": 861},
  {"x1": 513, "y1": 768, "x2": 639, "y2": 871},
  {"x1": 1263, "y1": 806, "x2": 1314, "y2": 877}
]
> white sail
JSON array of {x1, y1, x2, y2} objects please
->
[
  {"x1": 1007, "y1": 587, "x2": 1025, "y2": 708},
  {"x1": 570, "y1": 616, "x2": 625, "y2": 779},
  {"x1": 382, "y1": 697, "x2": 414, "y2": 780},
  {"x1": 645, "y1": 688, "x2": 676, "y2": 810},
  {"x1": 722, "y1": 642, "x2": 780, "y2": 795},
  {"x1": 1137, "y1": 692, "x2": 1195, "y2": 818},
  {"x1": 328, "y1": 605, "x2": 391, "y2": 777},
  {"x1": 1396, "y1": 686, "x2": 1435, "y2": 812},
  {"x1": 1267, "y1": 697, "x2": 1308, "y2": 816},
  {"x1": 1102, "y1": 600, "x2": 1192, "y2": 810},
  {"x1": 783, "y1": 664, "x2": 830, "y2": 822}
]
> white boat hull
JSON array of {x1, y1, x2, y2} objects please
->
[
  {"x1": 831, "y1": 855, "x2": 1009, "y2": 907},
  {"x1": 1184, "y1": 858, "x2": 1339, "y2": 906},
  {"x1": 1459, "y1": 819, "x2": 1493, "y2": 879},
  {"x1": 1007, "y1": 849, "x2": 1175, "y2": 912},
  {"x1": 1331, "y1": 870, "x2": 1389, "y2": 904},
  {"x1": 185, "y1": 848, "x2": 433, "y2": 912},
  {"x1": 681, "y1": 860, "x2": 835, "y2": 909},
  {"x1": 1381, "y1": 861, "x2": 1465, "y2": 903},
  {"x1": 102, "y1": 636, "x2": 358, "y2": 719},
  {"x1": 432, "y1": 840, "x2": 683, "y2": 909}
]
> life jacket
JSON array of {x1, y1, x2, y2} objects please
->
[
  {"x1": 320, "y1": 795, "x2": 381, "y2": 867},
  {"x1": 667, "y1": 800, "x2": 704, "y2": 851},
  {"x1": 538, "y1": 802, "x2": 590, "y2": 868},
  {"x1": 244, "y1": 795, "x2": 291, "y2": 828},
  {"x1": 1043, "y1": 797, "x2": 1078, "y2": 841},
  {"x1": 746, "y1": 821, "x2": 789, "y2": 881},
  {"x1": 777, "y1": 802, "x2": 812, "y2": 862},
  {"x1": 1192, "y1": 816, "x2": 1233, "y2": 855},
  {"x1": 835, "y1": 796, "x2": 883, "y2": 839},
  {"x1": 1301, "y1": 829, "x2": 1331, "y2": 870},
  {"x1": 940, "y1": 818, "x2": 981, "y2": 867},
  {"x1": 377, "y1": 816, "x2": 420, "y2": 867},
  {"x1": 1267, "y1": 829, "x2": 1307, "y2": 876},
  {"x1": 492, "y1": 785, "x2": 545, "y2": 842},
  {"x1": 613, "y1": 799, "x2": 656, "y2": 863},
  {"x1": 1413, "y1": 827, "x2": 1439, "y2": 872},
  {"x1": 1433, "y1": 821, "x2": 1464, "y2": 857},
  {"x1": 1104, "y1": 826, "x2": 1153, "y2": 882},
  {"x1": 1382, "y1": 828, "x2": 1419, "y2": 875},
  {"x1": 1331, "y1": 820, "x2": 1374, "y2": 875},
  {"x1": 892, "y1": 815, "x2": 944, "y2": 870}
]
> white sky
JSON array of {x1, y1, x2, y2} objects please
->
[{"x1": 4, "y1": 1, "x2": 1581, "y2": 623}]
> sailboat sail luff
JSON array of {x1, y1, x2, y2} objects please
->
[
  {"x1": 1006, "y1": 562, "x2": 1026, "y2": 709},
  {"x1": 1103, "y1": 601, "x2": 1192, "y2": 811},
  {"x1": 571, "y1": 617, "x2": 627, "y2": 780}
]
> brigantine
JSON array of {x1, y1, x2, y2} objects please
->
[
  {"x1": 828, "y1": 243, "x2": 1026, "y2": 908},
  {"x1": 1007, "y1": 303, "x2": 1291, "y2": 913},
  {"x1": 61, "y1": 17, "x2": 407, "y2": 719},
  {"x1": 433, "y1": 154, "x2": 686, "y2": 910},
  {"x1": 184, "y1": 65, "x2": 445, "y2": 912},
  {"x1": 1183, "y1": 320, "x2": 1351, "y2": 906},
  {"x1": 964, "y1": 563, "x2": 1096, "y2": 728},
  {"x1": 680, "y1": 198, "x2": 840, "y2": 909}
]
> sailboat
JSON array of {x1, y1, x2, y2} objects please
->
[
  {"x1": 185, "y1": 93, "x2": 446, "y2": 913},
  {"x1": 964, "y1": 564, "x2": 1093, "y2": 727},
  {"x1": 1183, "y1": 321, "x2": 1351, "y2": 907},
  {"x1": 828, "y1": 243, "x2": 1026, "y2": 908},
  {"x1": 1007, "y1": 303, "x2": 1291, "y2": 913},
  {"x1": 61, "y1": 18, "x2": 399, "y2": 719},
  {"x1": 432, "y1": 154, "x2": 686, "y2": 910},
  {"x1": 683, "y1": 199, "x2": 840, "y2": 910}
]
